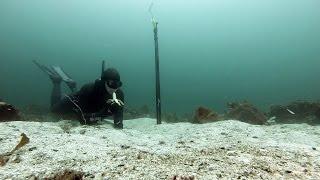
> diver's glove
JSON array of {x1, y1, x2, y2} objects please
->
[
  {"x1": 82, "y1": 113, "x2": 102, "y2": 125},
  {"x1": 106, "y1": 92, "x2": 124, "y2": 107}
]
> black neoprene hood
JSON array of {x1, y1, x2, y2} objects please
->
[
  {"x1": 101, "y1": 68, "x2": 120, "y2": 81},
  {"x1": 101, "y1": 68, "x2": 122, "y2": 88}
]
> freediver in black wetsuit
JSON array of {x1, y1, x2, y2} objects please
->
[{"x1": 34, "y1": 61, "x2": 124, "y2": 129}]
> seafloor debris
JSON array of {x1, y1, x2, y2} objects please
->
[
  {"x1": 172, "y1": 175, "x2": 195, "y2": 180},
  {"x1": 0, "y1": 101, "x2": 20, "y2": 122},
  {"x1": 226, "y1": 101, "x2": 267, "y2": 125},
  {"x1": 44, "y1": 169, "x2": 84, "y2": 180},
  {"x1": 193, "y1": 106, "x2": 219, "y2": 123},
  {"x1": 11, "y1": 133, "x2": 30, "y2": 153},
  {"x1": 269, "y1": 101, "x2": 320, "y2": 124},
  {"x1": 0, "y1": 133, "x2": 29, "y2": 166},
  {"x1": 0, "y1": 153, "x2": 10, "y2": 166}
]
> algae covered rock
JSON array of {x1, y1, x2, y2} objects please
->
[
  {"x1": 0, "y1": 101, "x2": 20, "y2": 122},
  {"x1": 226, "y1": 101, "x2": 267, "y2": 125},
  {"x1": 269, "y1": 101, "x2": 320, "y2": 124},
  {"x1": 193, "y1": 106, "x2": 219, "y2": 123}
]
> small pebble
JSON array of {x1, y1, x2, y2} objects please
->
[
  {"x1": 285, "y1": 170, "x2": 292, "y2": 173},
  {"x1": 9, "y1": 154, "x2": 21, "y2": 163},
  {"x1": 117, "y1": 163, "x2": 125, "y2": 167},
  {"x1": 29, "y1": 147, "x2": 37, "y2": 151},
  {"x1": 312, "y1": 147, "x2": 316, "y2": 150},
  {"x1": 79, "y1": 129, "x2": 86, "y2": 134},
  {"x1": 227, "y1": 151, "x2": 237, "y2": 156},
  {"x1": 28, "y1": 175, "x2": 37, "y2": 180},
  {"x1": 120, "y1": 145, "x2": 130, "y2": 149}
]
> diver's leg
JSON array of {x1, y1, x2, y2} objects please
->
[
  {"x1": 51, "y1": 81, "x2": 62, "y2": 108},
  {"x1": 51, "y1": 95, "x2": 73, "y2": 114},
  {"x1": 51, "y1": 66, "x2": 77, "y2": 92},
  {"x1": 33, "y1": 61, "x2": 76, "y2": 92}
]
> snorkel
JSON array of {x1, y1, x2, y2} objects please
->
[{"x1": 101, "y1": 60, "x2": 105, "y2": 80}]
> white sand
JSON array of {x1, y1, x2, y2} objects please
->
[{"x1": 0, "y1": 118, "x2": 319, "y2": 179}]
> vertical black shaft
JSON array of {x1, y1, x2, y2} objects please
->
[
  {"x1": 153, "y1": 22, "x2": 161, "y2": 124},
  {"x1": 101, "y1": 60, "x2": 105, "y2": 78}
]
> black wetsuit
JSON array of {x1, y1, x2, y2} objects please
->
[{"x1": 50, "y1": 79, "x2": 124, "y2": 128}]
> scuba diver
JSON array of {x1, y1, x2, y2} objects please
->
[{"x1": 33, "y1": 60, "x2": 124, "y2": 129}]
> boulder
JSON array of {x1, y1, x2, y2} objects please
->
[
  {"x1": 0, "y1": 101, "x2": 19, "y2": 122},
  {"x1": 226, "y1": 101, "x2": 267, "y2": 125},
  {"x1": 193, "y1": 106, "x2": 219, "y2": 123}
]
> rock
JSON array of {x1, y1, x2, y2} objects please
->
[
  {"x1": 227, "y1": 150, "x2": 237, "y2": 156},
  {"x1": 79, "y1": 129, "x2": 86, "y2": 134},
  {"x1": 93, "y1": 173, "x2": 103, "y2": 180},
  {"x1": 193, "y1": 106, "x2": 219, "y2": 123},
  {"x1": 226, "y1": 101, "x2": 267, "y2": 125},
  {"x1": 29, "y1": 147, "x2": 37, "y2": 151},
  {"x1": 9, "y1": 154, "x2": 21, "y2": 163},
  {"x1": 0, "y1": 101, "x2": 20, "y2": 122},
  {"x1": 28, "y1": 175, "x2": 38, "y2": 180},
  {"x1": 285, "y1": 170, "x2": 292, "y2": 173},
  {"x1": 172, "y1": 175, "x2": 195, "y2": 180},
  {"x1": 0, "y1": 154, "x2": 10, "y2": 166},
  {"x1": 120, "y1": 145, "x2": 130, "y2": 149},
  {"x1": 47, "y1": 169, "x2": 84, "y2": 180}
]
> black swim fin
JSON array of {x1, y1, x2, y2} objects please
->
[
  {"x1": 33, "y1": 60, "x2": 77, "y2": 92},
  {"x1": 33, "y1": 60, "x2": 62, "y2": 83},
  {"x1": 51, "y1": 66, "x2": 76, "y2": 92}
]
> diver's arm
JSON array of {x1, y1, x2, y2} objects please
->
[
  {"x1": 111, "y1": 90, "x2": 124, "y2": 129},
  {"x1": 82, "y1": 90, "x2": 124, "y2": 127},
  {"x1": 113, "y1": 105, "x2": 124, "y2": 129}
]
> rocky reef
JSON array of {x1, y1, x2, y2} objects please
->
[{"x1": 269, "y1": 101, "x2": 320, "y2": 124}]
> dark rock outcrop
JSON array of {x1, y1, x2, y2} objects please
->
[
  {"x1": 226, "y1": 101, "x2": 267, "y2": 125},
  {"x1": 269, "y1": 101, "x2": 320, "y2": 124},
  {"x1": 193, "y1": 106, "x2": 219, "y2": 123},
  {"x1": 0, "y1": 101, "x2": 20, "y2": 122}
]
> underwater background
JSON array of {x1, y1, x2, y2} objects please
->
[{"x1": 0, "y1": 0, "x2": 319, "y2": 114}]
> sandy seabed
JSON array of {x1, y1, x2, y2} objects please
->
[{"x1": 0, "y1": 118, "x2": 319, "y2": 179}]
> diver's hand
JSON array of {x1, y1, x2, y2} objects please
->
[
  {"x1": 106, "y1": 92, "x2": 124, "y2": 107},
  {"x1": 83, "y1": 113, "x2": 101, "y2": 124}
]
